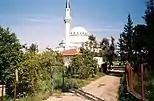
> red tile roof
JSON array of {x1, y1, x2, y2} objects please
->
[{"x1": 61, "y1": 49, "x2": 79, "y2": 56}]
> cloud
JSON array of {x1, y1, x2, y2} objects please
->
[
  {"x1": 23, "y1": 16, "x2": 63, "y2": 24},
  {"x1": 88, "y1": 27, "x2": 122, "y2": 32},
  {"x1": 86, "y1": 23, "x2": 124, "y2": 32},
  {"x1": 24, "y1": 18, "x2": 50, "y2": 23}
]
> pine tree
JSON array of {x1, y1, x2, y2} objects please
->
[
  {"x1": 118, "y1": 34, "x2": 126, "y2": 62},
  {"x1": 118, "y1": 14, "x2": 134, "y2": 62}
]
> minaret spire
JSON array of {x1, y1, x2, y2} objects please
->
[{"x1": 66, "y1": 0, "x2": 70, "y2": 8}]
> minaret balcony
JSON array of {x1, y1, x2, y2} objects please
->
[{"x1": 64, "y1": 17, "x2": 71, "y2": 23}]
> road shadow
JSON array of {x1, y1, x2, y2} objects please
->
[{"x1": 70, "y1": 88, "x2": 105, "y2": 101}]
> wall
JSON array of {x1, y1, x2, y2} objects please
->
[
  {"x1": 62, "y1": 56, "x2": 73, "y2": 67},
  {"x1": 63, "y1": 56, "x2": 104, "y2": 68},
  {"x1": 94, "y1": 57, "x2": 104, "y2": 67}
]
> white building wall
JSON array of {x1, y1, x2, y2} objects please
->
[
  {"x1": 94, "y1": 57, "x2": 104, "y2": 67},
  {"x1": 63, "y1": 56, "x2": 73, "y2": 67}
]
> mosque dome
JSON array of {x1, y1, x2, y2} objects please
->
[{"x1": 70, "y1": 26, "x2": 89, "y2": 36}]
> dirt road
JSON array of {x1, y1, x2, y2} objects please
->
[{"x1": 45, "y1": 75, "x2": 120, "y2": 101}]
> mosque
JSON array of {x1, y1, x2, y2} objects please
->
[
  {"x1": 55, "y1": 0, "x2": 90, "y2": 51},
  {"x1": 54, "y1": 0, "x2": 104, "y2": 67}
]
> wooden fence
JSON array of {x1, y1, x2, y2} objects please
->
[{"x1": 125, "y1": 63, "x2": 146, "y2": 101}]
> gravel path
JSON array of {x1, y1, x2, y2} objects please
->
[{"x1": 45, "y1": 75, "x2": 120, "y2": 101}]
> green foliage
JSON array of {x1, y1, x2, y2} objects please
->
[
  {"x1": 0, "y1": 27, "x2": 23, "y2": 96},
  {"x1": 118, "y1": 14, "x2": 134, "y2": 63},
  {"x1": 118, "y1": 0, "x2": 154, "y2": 100},
  {"x1": 69, "y1": 35, "x2": 99, "y2": 79},
  {"x1": 118, "y1": 0, "x2": 154, "y2": 69},
  {"x1": 101, "y1": 37, "x2": 116, "y2": 66},
  {"x1": 0, "y1": 28, "x2": 103, "y2": 100},
  {"x1": 143, "y1": 0, "x2": 154, "y2": 69},
  {"x1": 118, "y1": 75, "x2": 138, "y2": 101},
  {"x1": 11, "y1": 44, "x2": 64, "y2": 99},
  {"x1": 70, "y1": 49, "x2": 98, "y2": 79}
]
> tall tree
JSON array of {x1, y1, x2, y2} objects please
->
[
  {"x1": 70, "y1": 35, "x2": 98, "y2": 78},
  {"x1": 118, "y1": 34, "x2": 126, "y2": 62},
  {"x1": 0, "y1": 27, "x2": 23, "y2": 96},
  {"x1": 108, "y1": 36, "x2": 116, "y2": 66},
  {"x1": 118, "y1": 14, "x2": 134, "y2": 62},
  {"x1": 101, "y1": 37, "x2": 116, "y2": 68},
  {"x1": 143, "y1": 0, "x2": 154, "y2": 70},
  {"x1": 101, "y1": 37, "x2": 110, "y2": 62},
  {"x1": 22, "y1": 44, "x2": 39, "y2": 93}
]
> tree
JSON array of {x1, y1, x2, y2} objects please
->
[
  {"x1": 0, "y1": 27, "x2": 23, "y2": 96},
  {"x1": 86, "y1": 35, "x2": 98, "y2": 54},
  {"x1": 38, "y1": 50, "x2": 63, "y2": 93},
  {"x1": 28, "y1": 43, "x2": 38, "y2": 52},
  {"x1": 19, "y1": 45, "x2": 64, "y2": 96},
  {"x1": 101, "y1": 37, "x2": 116, "y2": 68},
  {"x1": 118, "y1": 14, "x2": 134, "y2": 63},
  {"x1": 22, "y1": 44, "x2": 39, "y2": 93},
  {"x1": 70, "y1": 48, "x2": 98, "y2": 79},
  {"x1": 108, "y1": 36, "x2": 116, "y2": 66},
  {"x1": 133, "y1": 25, "x2": 147, "y2": 62},
  {"x1": 118, "y1": 34, "x2": 126, "y2": 62},
  {"x1": 143, "y1": 0, "x2": 154, "y2": 70},
  {"x1": 101, "y1": 37, "x2": 110, "y2": 62},
  {"x1": 70, "y1": 35, "x2": 98, "y2": 79}
]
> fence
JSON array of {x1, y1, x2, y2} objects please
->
[{"x1": 125, "y1": 63, "x2": 146, "y2": 101}]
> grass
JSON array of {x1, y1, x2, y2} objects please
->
[
  {"x1": 7, "y1": 91, "x2": 59, "y2": 101},
  {"x1": 17, "y1": 92, "x2": 50, "y2": 101},
  {"x1": 12, "y1": 72, "x2": 104, "y2": 101}
]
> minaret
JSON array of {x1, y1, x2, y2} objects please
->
[{"x1": 64, "y1": 0, "x2": 71, "y2": 49}]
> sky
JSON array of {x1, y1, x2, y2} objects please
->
[{"x1": 0, "y1": 0, "x2": 146, "y2": 51}]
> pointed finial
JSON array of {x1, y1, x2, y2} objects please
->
[{"x1": 66, "y1": 0, "x2": 70, "y2": 8}]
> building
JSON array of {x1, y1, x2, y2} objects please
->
[
  {"x1": 64, "y1": 0, "x2": 90, "y2": 50},
  {"x1": 61, "y1": 49, "x2": 79, "y2": 67},
  {"x1": 55, "y1": 0, "x2": 104, "y2": 67}
]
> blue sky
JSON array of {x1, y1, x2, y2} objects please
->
[{"x1": 0, "y1": 0, "x2": 146, "y2": 51}]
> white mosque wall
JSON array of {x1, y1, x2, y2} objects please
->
[
  {"x1": 69, "y1": 35, "x2": 89, "y2": 43},
  {"x1": 63, "y1": 56, "x2": 73, "y2": 67},
  {"x1": 94, "y1": 57, "x2": 105, "y2": 68}
]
